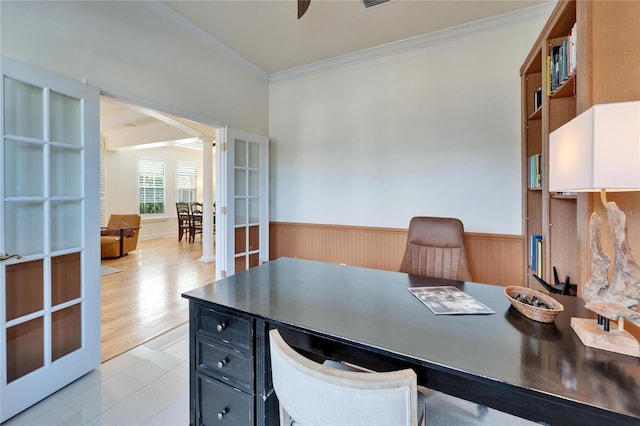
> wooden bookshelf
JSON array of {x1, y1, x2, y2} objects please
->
[{"x1": 520, "y1": 0, "x2": 640, "y2": 295}]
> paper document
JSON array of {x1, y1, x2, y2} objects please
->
[{"x1": 408, "y1": 286, "x2": 495, "y2": 315}]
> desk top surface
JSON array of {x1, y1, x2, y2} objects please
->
[{"x1": 183, "y1": 257, "x2": 640, "y2": 421}]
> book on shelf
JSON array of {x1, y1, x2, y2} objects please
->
[
  {"x1": 570, "y1": 22, "x2": 577, "y2": 73},
  {"x1": 536, "y1": 238, "x2": 543, "y2": 278},
  {"x1": 546, "y1": 56, "x2": 551, "y2": 95},
  {"x1": 533, "y1": 87, "x2": 542, "y2": 111},
  {"x1": 548, "y1": 22, "x2": 577, "y2": 94},
  {"x1": 408, "y1": 286, "x2": 494, "y2": 315},
  {"x1": 530, "y1": 234, "x2": 543, "y2": 276},
  {"x1": 529, "y1": 154, "x2": 542, "y2": 188}
]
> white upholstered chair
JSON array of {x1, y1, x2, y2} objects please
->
[{"x1": 269, "y1": 329, "x2": 427, "y2": 426}]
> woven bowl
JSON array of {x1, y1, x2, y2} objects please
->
[{"x1": 504, "y1": 286, "x2": 564, "y2": 323}]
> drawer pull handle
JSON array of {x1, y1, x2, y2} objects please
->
[
  {"x1": 216, "y1": 321, "x2": 227, "y2": 332},
  {"x1": 217, "y1": 408, "x2": 228, "y2": 420},
  {"x1": 217, "y1": 358, "x2": 228, "y2": 369}
]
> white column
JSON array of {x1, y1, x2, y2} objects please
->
[{"x1": 199, "y1": 136, "x2": 215, "y2": 263}]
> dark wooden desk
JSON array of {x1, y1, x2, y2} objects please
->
[{"x1": 182, "y1": 258, "x2": 640, "y2": 426}]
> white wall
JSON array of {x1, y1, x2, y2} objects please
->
[
  {"x1": 2, "y1": 0, "x2": 548, "y2": 236},
  {"x1": 269, "y1": 18, "x2": 547, "y2": 235},
  {"x1": 0, "y1": 1, "x2": 268, "y2": 135},
  {"x1": 104, "y1": 146, "x2": 211, "y2": 240}
]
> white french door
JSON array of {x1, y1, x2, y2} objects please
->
[
  {"x1": 0, "y1": 56, "x2": 100, "y2": 422},
  {"x1": 215, "y1": 128, "x2": 269, "y2": 279}
]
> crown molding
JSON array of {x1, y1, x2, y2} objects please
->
[
  {"x1": 143, "y1": 2, "x2": 269, "y2": 81},
  {"x1": 270, "y1": 2, "x2": 556, "y2": 83}
]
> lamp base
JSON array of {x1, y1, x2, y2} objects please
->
[{"x1": 571, "y1": 317, "x2": 640, "y2": 357}]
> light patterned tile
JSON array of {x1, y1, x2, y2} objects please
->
[
  {"x1": 91, "y1": 371, "x2": 188, "y2": 425},
  {"x1": 161, "y1": 335, "x2": 189, "y2": 361},
  {"x1": 3, "y1": 398, "x2": 86, "y2": 426},
  {"x1": 63, "y1": 360, "x2": 170, "y2": 421},
  {"x1": 143, "y1": 323, "x2": 188, "y2": 351}
]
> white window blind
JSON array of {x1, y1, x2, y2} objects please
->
[
  {"x1": 177, "y1": 162, "x2": 197, "y2": 202},
  {"x1": 138, "y1": 159, "x2": 165, "y2": 214}
]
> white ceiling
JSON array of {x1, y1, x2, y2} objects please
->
[
  {"x1": 163, "y1": 0, "x2": 550, "y2": 74},
  {"x1": 102, "y1": 0, "x2": 552, "y2": 149},
  {"x1": 100, "y1": 96, "x2": 216, "y2": 151}
]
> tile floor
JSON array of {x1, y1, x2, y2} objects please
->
[
  {"x1": 4, "y1": 322, "x2": 537, "y2": 426},
  {"x1": 4, "y1": 324, "x2": 189, "y2": 426}
]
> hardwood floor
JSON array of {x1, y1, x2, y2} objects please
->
[{"x1": 100, "y1": 236, "x2": 215, "y2": 362}]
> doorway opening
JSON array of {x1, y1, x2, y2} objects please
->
[{"x1": 99, "y1": 95, "x2": 217, "y2": 361}]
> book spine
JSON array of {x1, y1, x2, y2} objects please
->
[
  {"x1": 546, "y1": 56, "x2": 551, "y2": 96},
  {"x1": 536, "y1": 238, "x2": 543, "y2": 278},
  {"x1": 570, "y1": 22, "x2": 577, "y2": 73}
]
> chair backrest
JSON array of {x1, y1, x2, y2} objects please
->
[
  {"x1": 106, "y1": 214, "x2": 141, "y2": 242},
  {"x1": 190, "y1": 201, "x2": 203, "y2": 214},
  {"x1": 106, "y1": 214, "x2": 140, "y2": 231},
  {"x1": 190, "y1": 202, "x2": 203, "y2": 226},
  {"x1": 176, "y1": 202, "x2": 191, "y2": 225},
  {"x1": 269, "y1": 329, "x2": 420, "y2": 426},
  {"x1": 176, "y1": 202, "x2": 190, "y2": 216},
  {"x1": 399, "y1": 217, "x2": 472, "y2": 281}
]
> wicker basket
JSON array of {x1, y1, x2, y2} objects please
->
[{"x1": 504, "y1": 286, "x2": 564, "y2": 323}]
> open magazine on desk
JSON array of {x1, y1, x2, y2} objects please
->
[{"x1": 408, "y1": 286, "x2": 495, "y2": 315}]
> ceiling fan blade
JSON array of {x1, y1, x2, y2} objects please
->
[{"x1": 298, "y1": 0, "x2": 310, "y2": 19}]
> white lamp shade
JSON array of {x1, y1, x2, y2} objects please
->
[{"x1": 549, "y1": 100, "x2": 640, "y2": 192}]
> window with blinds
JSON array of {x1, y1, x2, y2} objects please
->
[
  {"x1": 177, "y1": 162, "x2": 197, "y2": 203},
  {"x1": 138, "y1": 158, "x2": 165, "y2": 215}
]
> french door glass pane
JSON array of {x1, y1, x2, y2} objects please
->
[
  {"x1": 235, "y1": 198, "x2": 247, "y2": 225},
  {"x1": 5, "y1": 201, "x2": 44, "y2": 255},
  {"x1": 51, "y1": 200, "x2": 82, "y2": 251},
  {"x1": 249, "y1": 198, "x2": 259, "y2": 224},
  {"x1": 249, "y1": 225, "x2": 259, "y2": 251},
  {"x1": 235, "y1": 139, "x2": 247, "y2": 167},
  {"x1": 52, "y1": 304, "x2": 81, "y2": 361},
  {"x1": 249, "y1": 253, "x2": 259, "y2": 269},
  {"x1": 6, "y1": 260, "x2": 43, "y2": 321},
  {"x1": 235, "y1": 256, "x2": 246, "y2": 274},
  {"x1": 3, "y1": 77, "x2": 43, "y2": 139},
  {"x1": 248, "y1": 142, "x2": 260, "y2": 168},
  {"x1": 4, "y1": 138, "x2": 44, "y2": 197},
  {"x1": 51, "y1": 146, "x2": 81, "y2": 197},
  {"x1": 50, "y1": 90, "x2": 81, "y2": 145},
  {"x1": 7, "y1": 318, "x2": 44, "y2": 383},
  {"x1": 248, "y1": 170, "x2": 259, "y2": 196},
  {"x1": 235, "y1": 227, "x2": 246, "y2": 254},
  {"x1": 51, "y1": 252, "x2": 81, "y2": 305},
  {"x1": 235, "y1": 169, "x2": 247, "y2": 196}
]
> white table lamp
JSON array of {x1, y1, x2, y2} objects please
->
[{"x1": 549, "y1": 100, "x2": 640, "y2": 357}]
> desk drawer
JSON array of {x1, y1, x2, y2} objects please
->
[
  {"x1": 198, "y1": 338, "x2": 253, "y2": 392},
  {"x1": 197, "y1": 306, "x2": 252, "y2": 352},
  {"x1": 198, "y1": 374, "x2": 253, "y2": 426}
]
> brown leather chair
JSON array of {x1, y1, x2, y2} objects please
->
[
  {"x1": 399, "y1": 217, "x2": 472, "y2": 281},
  {"x1": 101, "y1": 214, "x2": 141, "y2": 258}
]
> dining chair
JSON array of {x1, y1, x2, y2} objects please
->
[
  {"x1": 176, "y1": 202, "x2": 191, "y2": 242},
  {"x1": 399, "y1": 216, "x2": 472, "y2": 281},
  {"x1": 269, "y1": 329, "x2": 427, "y2": 426},
  {"x1": 189, "y1": 201, "x2": 203, "y2": 243}
]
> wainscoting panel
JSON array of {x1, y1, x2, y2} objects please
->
[{"x1": 270, "y1": 222, "x2": 524, "y2": 287}]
